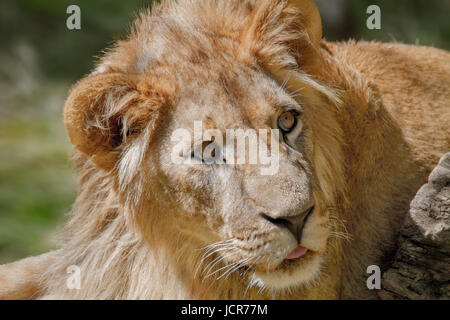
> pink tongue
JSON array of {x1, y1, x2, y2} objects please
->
[{"x1": 286, "y1": 246, "x2": 308, "y2": 260}]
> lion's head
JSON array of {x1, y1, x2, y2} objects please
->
[{"x1": 63, "y1": 0, "x2": 344, "y2": 296}]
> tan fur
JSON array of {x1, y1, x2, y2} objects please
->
[
  {"x1": 0, "y1": 252, "x2": 56, "y2": 299},
  {"x1": 1, "y1": 0, "x2": 448, "y2": 300}
]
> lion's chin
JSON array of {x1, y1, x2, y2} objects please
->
[{"x1": 250, "y1": 251, "x2": 323, "y2": 291}]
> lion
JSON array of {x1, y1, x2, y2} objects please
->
[{"x1": 0, "y1": 0, "x2": 449, "y2": 300}]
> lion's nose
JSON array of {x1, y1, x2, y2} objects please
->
[{"x1": 261, "y1": 206, "x2": 314, "y2": 244}]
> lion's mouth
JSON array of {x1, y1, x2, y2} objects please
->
[
  {"x1": 285, "y1": 245, "x2": 308, "y2": 260},
  {"x1": 250, "y1": 246, "x2": 316, "y2": 275}
]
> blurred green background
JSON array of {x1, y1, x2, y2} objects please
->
[{"x1": 0, "y1": 0, "x2": 449, "y2": 264}]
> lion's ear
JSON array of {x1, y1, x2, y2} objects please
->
[
  {"x1": 241, "y1": 0, "x2": 322, "y2": 73},
  {"x1": 287, "y1": 0, "x2": 322, "y2": 46},
  {"x1": 64, "y1": 72, "x2": 169, "y2": 171}
]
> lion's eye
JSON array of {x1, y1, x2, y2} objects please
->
[{"x1": 278, "y1": 110, "x2": 298, "y2": 133}]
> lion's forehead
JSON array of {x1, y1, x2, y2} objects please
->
[{"x1": 95, "y1": 3, "x2": 251, "y2": 79}]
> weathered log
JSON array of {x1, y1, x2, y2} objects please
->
[{"x1": 379, "y1": 153, "x2": 450, "y2": 300}]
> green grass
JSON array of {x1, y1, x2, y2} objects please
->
[{"x1": 0, "y1": 82, "x2": 76, "y2": 264}]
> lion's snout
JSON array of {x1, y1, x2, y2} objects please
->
[{"x1": 259, "y1": 205, "x2": 315, "y2": 244}]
